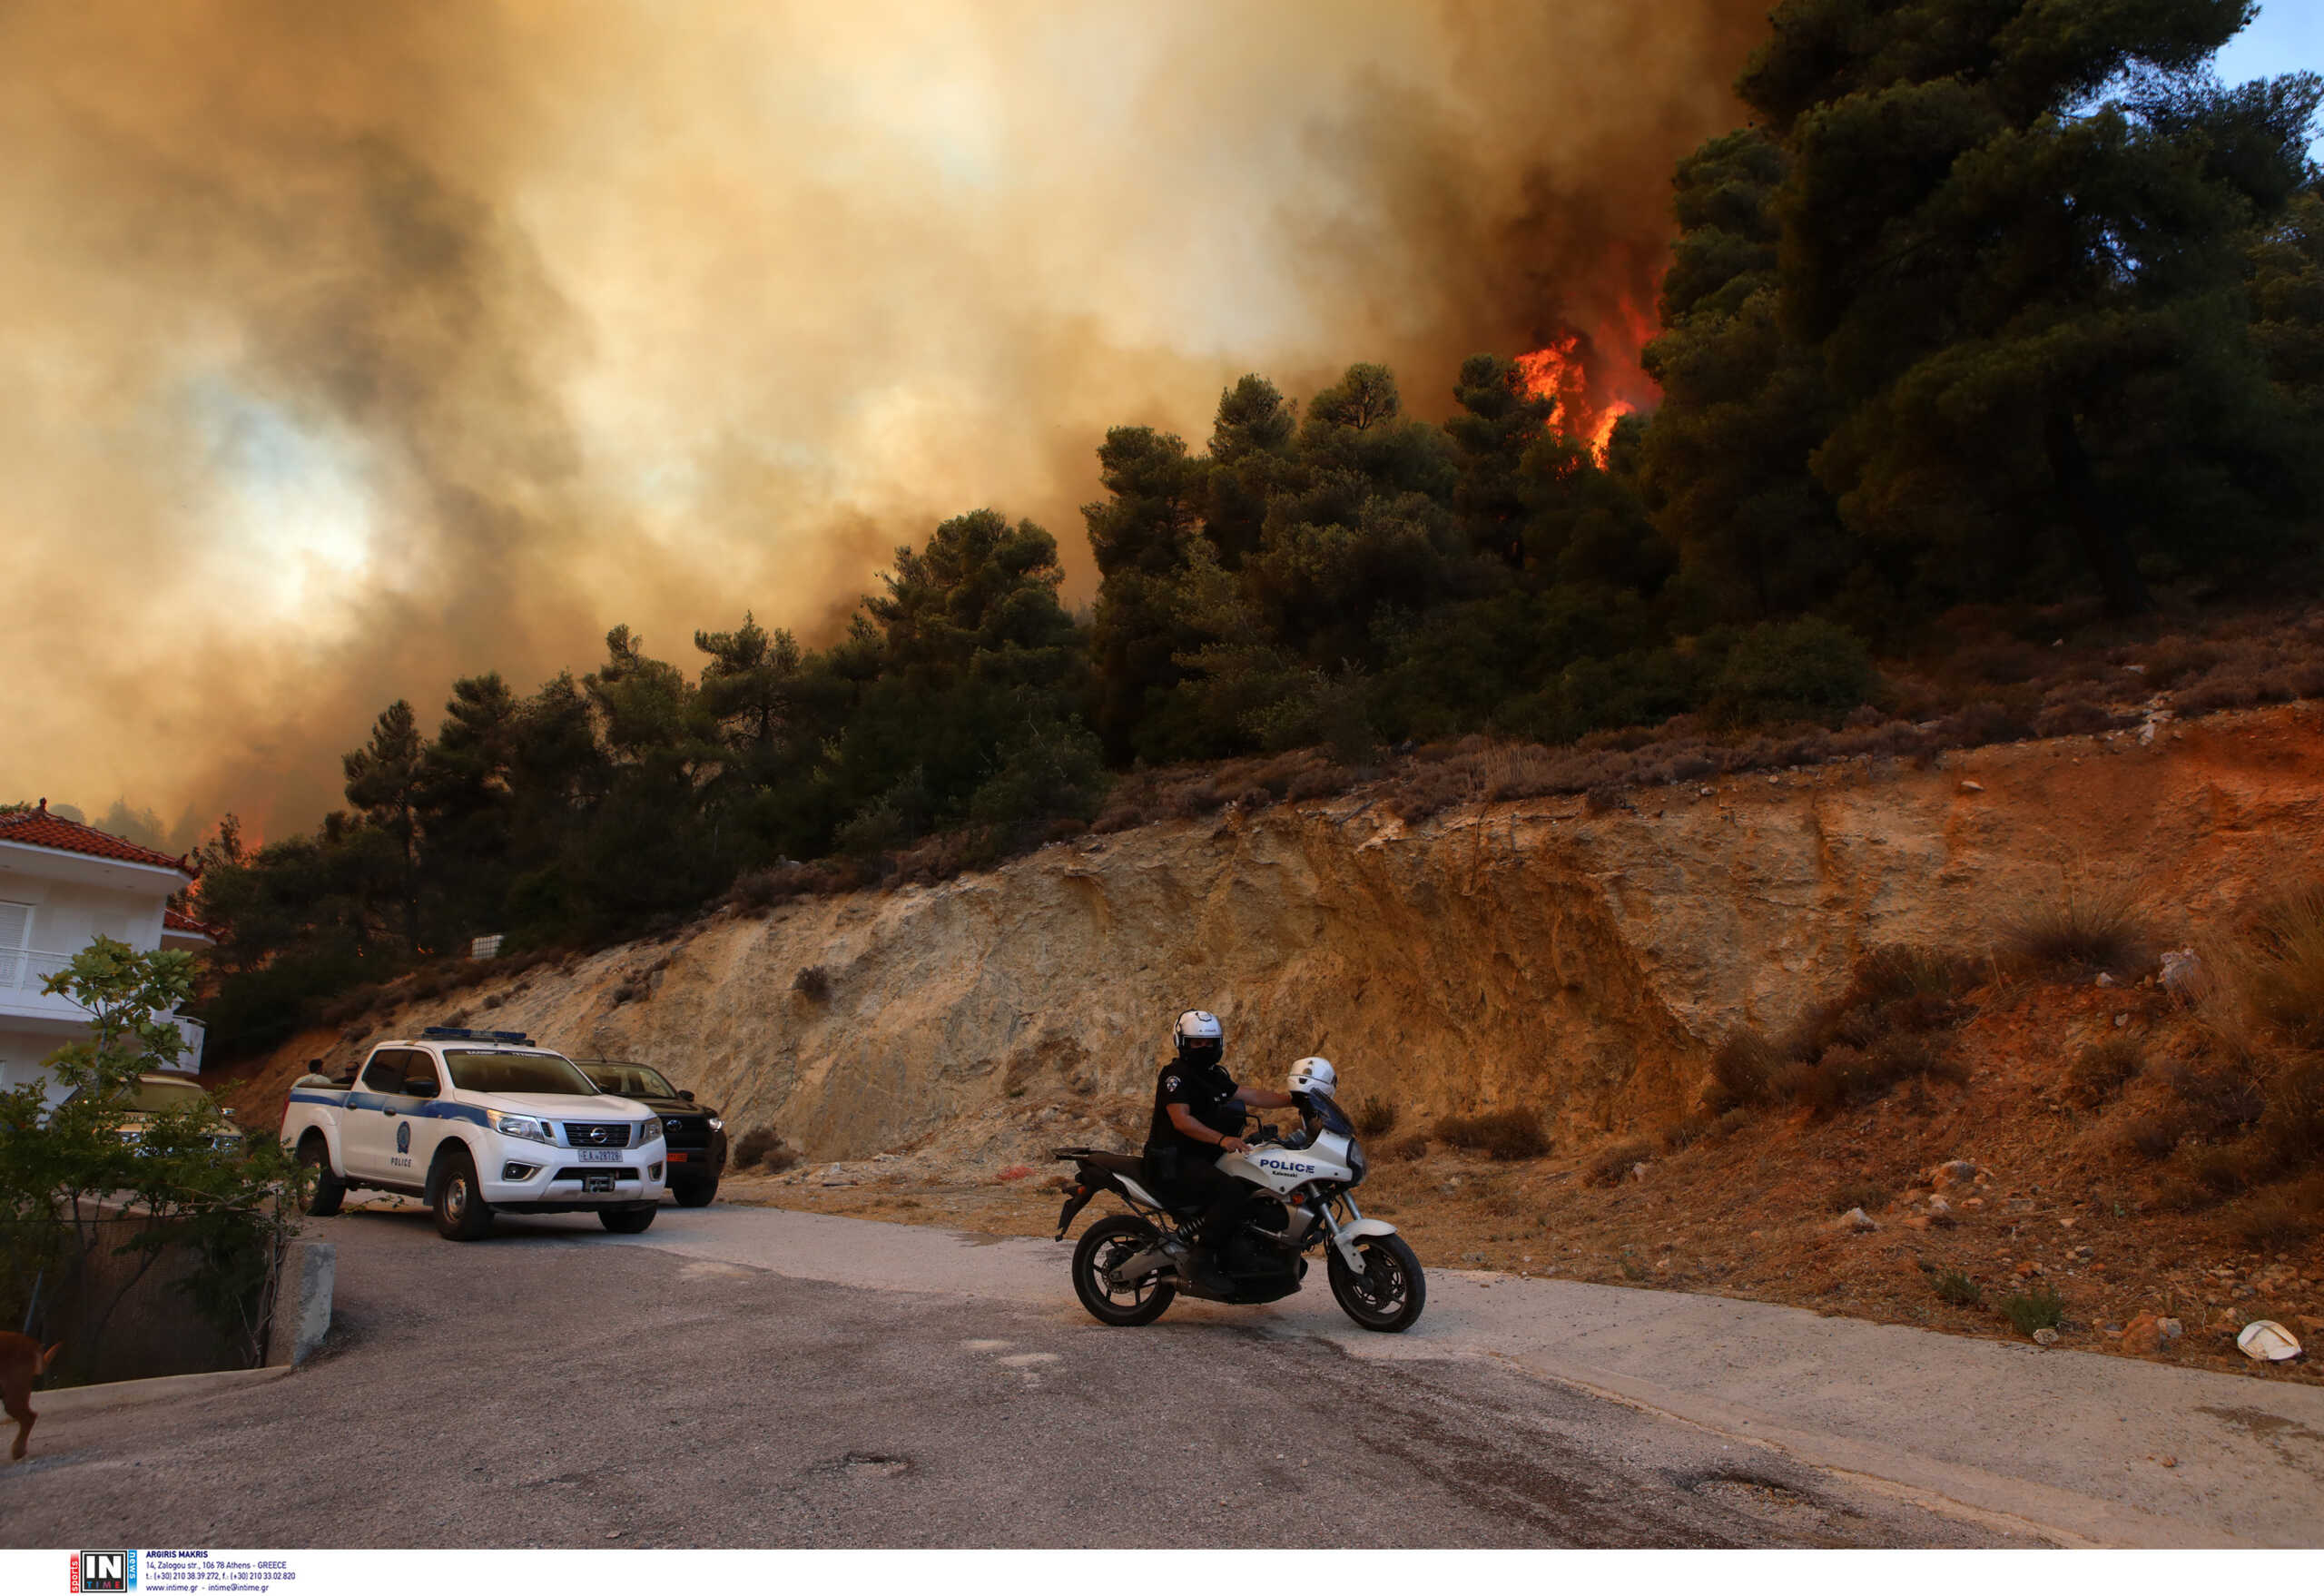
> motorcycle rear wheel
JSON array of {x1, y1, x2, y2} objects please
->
[
  {"x1": 1071, "y1": 1214, "x2": 1177, "y2": 1326},
  {"x1": 1327, "y1": 1233, "x2": 1426, "y2": 1333}
]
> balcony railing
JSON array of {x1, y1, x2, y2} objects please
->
[
  {"x1": 0, "y1": 948, "x2": 75, "y2": 993},
  {"x1": 0, "y1": 948, "x2": 206, "y2": 1071}
]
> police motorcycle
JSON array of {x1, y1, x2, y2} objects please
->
[{"x1": 1050, "y1": 1058, "x2": 1425, "y2": 1333}]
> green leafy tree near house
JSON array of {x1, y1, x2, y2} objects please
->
[{"x1": 0, "y1": 941, "x2": 302, "y2": 1376}]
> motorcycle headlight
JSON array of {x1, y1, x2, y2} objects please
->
[
  {"x1": 639, "y1": 1115, "x2": 665, "y2": 1145},
  {"x1": 487, "y1": 1110, "x2": 556, "y2": 1146}
]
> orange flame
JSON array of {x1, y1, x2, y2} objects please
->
[{"x1": 1516, "y1": 299, "x2": 1657, "y2": 463}]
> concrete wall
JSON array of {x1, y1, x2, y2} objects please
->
[{"x1": 7, "y1": 1218, "x2": 256, "y2": 1386}]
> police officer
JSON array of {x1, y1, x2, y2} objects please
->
[{"x1": 1146, "y1": 1010, "x2": 1295, "y2": 1286}]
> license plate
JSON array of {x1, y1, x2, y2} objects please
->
[
  {"x1": 666, "y1": 1151, "x2": 689, "y2": 1162},
  {"x1": 577, "y1": 1149, "x2": 623, "y2": 1164}
]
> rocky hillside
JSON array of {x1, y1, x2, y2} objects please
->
[{"x1": 220, "y1": 703, "x2": 2324, "y2": 1173}]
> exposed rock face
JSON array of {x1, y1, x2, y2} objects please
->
[{"x1": 227, "y1": 706, "x2": 2324, "y2": 1163}]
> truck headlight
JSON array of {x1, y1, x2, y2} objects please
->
[
  {"x1": 708, "y1": 1117, "x2": 724, "y2": 1132},
  {"x1": 487, "y1": 1109, "x2": 556, "y2": 1145},
  {"x1": 639, "y1": 1116, "x2": 665, "y2": 1145}
]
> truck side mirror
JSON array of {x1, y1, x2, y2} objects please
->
[{"x1": 679, "y1": 1089, "x2": 695, "y2": 1102}]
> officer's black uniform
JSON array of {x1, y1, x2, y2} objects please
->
[{"x1": 1145, "y1": 1057, "x2": 1246, "y2": 1246}]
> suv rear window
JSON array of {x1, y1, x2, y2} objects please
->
[
  {"x1": 443, "y1": 1050, "x2": 598, "y2": 1096},
  {"x1": 127, "y1": 1077, "x2": 209, "y2": 1112}
]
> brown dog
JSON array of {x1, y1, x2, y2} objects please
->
[{"x1": 1, "y1": 1332, "x2": 64, "y2": 1461}]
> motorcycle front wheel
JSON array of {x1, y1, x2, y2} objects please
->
[
  {"x1": 1327, "y1": 1233, "x2": 1426, "y2": 1333},
  {"x1": 1071, "y1": 1214, "x2": 1177, "y2": 1327}
]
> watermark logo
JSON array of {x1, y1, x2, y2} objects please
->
[{"x1": 71, "y1": 1551, "x2": 135, "y2": 1592}]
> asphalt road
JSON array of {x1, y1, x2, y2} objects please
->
[{"x1": 1, "y1": 1203, "x2": 2027, "y2": 1548}]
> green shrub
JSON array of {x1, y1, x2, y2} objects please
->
[
  {"x1": 1933, "y1": 1270, "x2": 1984, "y2": 1308},
  {"x1": 2000, "y1": 1286, "x2": 2066, "y2": 1335},
  {"x1": 1708, "y1": 618, "x2": 1884, "y2": 729},
  {"x1": 1433, "y1": 1108, "x2": 1550, "y2": 1161}
]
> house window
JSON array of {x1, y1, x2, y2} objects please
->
[{"x1": 0, "y1": 901, "x2": 28, "y2": 990}]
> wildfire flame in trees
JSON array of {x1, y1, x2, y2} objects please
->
[{"x1": 1516, "y1": 300, "x2": 1658, "y2": 463}]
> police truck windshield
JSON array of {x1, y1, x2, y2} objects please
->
[{"x1": 443, "y1": 1050, "x2": 599, "y2": 1095}]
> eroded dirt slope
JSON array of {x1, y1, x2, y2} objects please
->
[{"x1": 224, "y1": 704, "x2": 2324, "y2": 1167}]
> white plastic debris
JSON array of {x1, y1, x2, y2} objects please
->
[{"x1": 2237, "y1": 1320, "x2": 2303, "y2": 1362}]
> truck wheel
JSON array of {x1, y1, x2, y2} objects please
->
[
  {"x1": 600, "y1": 1206, "x2": 656, "y2": 1234},
  {"x1": 673, "y1": 1179, "x2": 717, "y2": 1208},
  {"x1": 298, "y1": 1134, "x2": 345, "y2": 1217},
  {"x1": 432, "y1": 1148, "x2": 493, "y2": 1242}
]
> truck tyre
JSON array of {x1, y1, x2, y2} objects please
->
[
  {"x1": 672, "y1": 1179, "x2": 718, "y2": 1208},
  {"x1": 600, "y1": 1205, "x2": 656, "y2": 1234},
  {"x1": 432, "y1": 1148, "x2": 494, "y2": 1242},
  {"x1": 298, "y1": 1134, "x2": 345, "y2": 1217}
]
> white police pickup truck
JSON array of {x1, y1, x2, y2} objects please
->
[{"x1": 281, "y1": 1027, "x2": 667, "y2": 1240}]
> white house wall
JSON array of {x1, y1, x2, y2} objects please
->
[{"x1": 2, "y1": 878, "x2": 172, "y2": 957}]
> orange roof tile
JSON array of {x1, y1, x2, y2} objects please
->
[{"x1": 0, "y1": 801, "x2": 191, "y2": 874}]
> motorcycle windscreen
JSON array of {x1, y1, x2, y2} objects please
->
[{"x1": 1305, "y1": 1089, "x2": 1356, "y2": 1138}]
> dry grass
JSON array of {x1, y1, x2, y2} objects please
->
[
  {"x1": 2238, "y1": 882, "x2": 2324, "y2": 1049},
  {"x1": 1583, "y1": 1138, "x2": 1654, "y2": 1188},
  {"x1": 1718, "y1": 945, "x2": 1979, "y2": 1119},
  {"x1": 2065, "y1": 1036, "x2": 2145, "y2": 1108},
  {"x1": 2230, "y1": 1171, "x2": 2324, "y2": 1249},
  {"x1": 2122, "y1": 1112, "x2": 2187, "y2": 1161},
  {"x1": 1352, "y1": 1096, "x2": 1400, "y2": 1137},
  {"x1": 733, "y1": 1127, "x2": 799, "y2": 1173},
  {"x1": 1705, "y1": 1030, "x2": 1781, "y2": 1112},
  {"x1": 1432, "y1": 1108, "x2": 1550, "y2": 1161},
  {"x1": 1999, "y1": 882, "x2": 2151, "y2": 979}
]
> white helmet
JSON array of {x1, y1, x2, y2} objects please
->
[
  {"x1": 1173, "y1": 1010, "x2": 1225, "y2": 1069},
  {"x1": 1287, "y1": 1057, "x2": 1336, "y2": 1097}
]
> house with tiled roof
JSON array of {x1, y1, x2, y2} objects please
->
[{"x1": 0, "y1": 798, "x2": 209, "y2": 1098}]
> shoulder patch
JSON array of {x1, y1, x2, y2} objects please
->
[{"x1": 1161, "y1": 1072, "x2": 1181, "y2": 1092}]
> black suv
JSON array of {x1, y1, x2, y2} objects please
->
[{"x1": 574, "y1": 1059, "x2": 729, "y2": 1207}]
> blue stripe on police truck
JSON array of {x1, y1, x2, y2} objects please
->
[{"x1": 285, "y1": 1089, "x2": 488, "y2": 1127}]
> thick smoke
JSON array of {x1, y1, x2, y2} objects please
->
[{"x1": 0, "y1": 0, "x2": 1765, "y2": 839}]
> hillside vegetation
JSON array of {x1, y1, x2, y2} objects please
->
[{"x1": 187, "y1": 2, "x2": 2324, "y2": 1057}]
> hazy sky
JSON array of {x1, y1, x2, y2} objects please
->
[{"x1": 3, "y1": 1, "x2": 2314, "y2": 848}]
